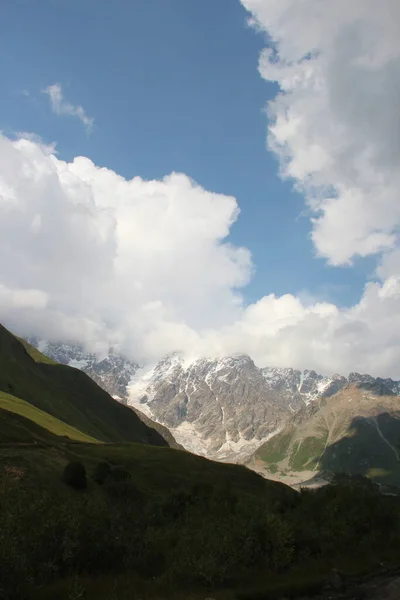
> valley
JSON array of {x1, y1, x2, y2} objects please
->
[
  {"x1": 2, "y1": 323, "x2": 400, "y2": 599},
  {"x1": 29, "y1": 338, "x2": 400, "y2": 488}
]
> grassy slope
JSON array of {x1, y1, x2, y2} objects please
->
[
  {"x1": 17, "y1": 338, "x2": 57, "y2": 364},
  {"x1": 0, "y1": 392, "x2": 98, "y2": 444},
  {"x1": 21, "y1": 335, "x2": 183, "y2": 450},
  {"x1": 3, "y1": 439, "x2": 400, "y2": 600},
  {"x1": 0, "y1": 324, "x2": 167, "y2": 447},
  {"x1": 0, "y1": 438, "x2": 304, "y2": 600},
  {"x1": 1, "y1": 438, "x2": 294, "y2": 504},
  {"x1": 254, "y1": 388, "x2": 400, "y2": 485}
]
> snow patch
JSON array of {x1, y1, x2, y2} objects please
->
[
  {"x1": 68, "y1": 358, "x2": 89, "y2": 369},
  {"x1": 215, "y1": 426, "x2": 283, "y2": 462},
  {"x1": 172, "y1": 421, "x2": 211, "y2": 456},
  {"x1": 37, "y1": 339, "x2": 48, "y2": 353}
]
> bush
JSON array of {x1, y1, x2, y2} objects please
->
[
  {"x1": 62, "y1": 461, "x2": 87, "y2": 490},
  {"x1": 92, "y1": 462, "x2": 111, "y2": 485}
]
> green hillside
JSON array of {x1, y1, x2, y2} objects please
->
[
  {"x1": 0, "y1": 391, "x2": 98, "y2": 444},
  {"x1": 253, "y1": 387, "x2": 400, "y2": 486},
  {"x1": 17, "y1": 337, "x2": 57, "y2": 365},
  {"x1": 0, "y1": 324, "x2": 167, "y2": 447}
]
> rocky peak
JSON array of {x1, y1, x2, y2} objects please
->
[
  {"x1": 128, "y1": 353, "x2": 291, "y2": 460},
  {"x1": 261, "y1": 367, "x2": 347, "y2": 405},
  {"x1": 348, "y1": 372, "x2": 399, "y2": 395}
]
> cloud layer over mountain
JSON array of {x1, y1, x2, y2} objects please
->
[{"x1": 1, "y1": 0, "x2": 400, "y2": 377}]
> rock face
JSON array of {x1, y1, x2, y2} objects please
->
[
  {"x1": 261, "y1": 367, "x2": 348, "y2": 406},
  {"x1": 128, "y1": 354, "x2": 292, "y2": 460},
  {"x1": 27, "y1": 338, "x2": 138, "y2": 403},
  {"x1": 129, "y1": 357, "x2": 400, "y2": 462}
]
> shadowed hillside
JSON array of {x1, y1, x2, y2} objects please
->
[
  {"x1": 252, "y1": 385, "x2": 400, "y2": 487},
  {"x1": 320, "y1": 412, "x2": 400, "y2": 486}
]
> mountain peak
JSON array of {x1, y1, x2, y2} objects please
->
[{"x1": 25, "y1": 338, "x2": 400, "y2": 463}]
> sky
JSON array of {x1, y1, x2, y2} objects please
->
[{"x1": 1, "y1": 0, "x2": 400, "y2": 377}]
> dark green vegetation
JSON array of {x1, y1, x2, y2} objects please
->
[
  {"x1": 2, "y1": 444, "x2": 400, "y2": 600},
  {"x1": 257, "y1": 431, "x2": 293, "y2": 465},
  {"x1": 0, "y1": 324, "x2": 167, "y2": 446},
  {"x1": 62, "y1": 461, "x2": 87, "y2": 490},
  {"x1": 1, "y1": 323, "x2": 400, "y2": 599}
]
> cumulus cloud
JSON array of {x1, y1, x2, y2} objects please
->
[
  {"x1": 241, "y1": 0, "x2": 400, "y2": 266},
  {"x1": 0, "y1": 134, "x2": 251, "y2": 360},
  {"x1": 2, "y1": 133, "x2": 400, "y2": 377},
  {"x1": 2, "y1": 3, "x2": 400, "y2": 377},
  {"x1": 43, "y1": 83, "x2": 94, "y2": 132}
]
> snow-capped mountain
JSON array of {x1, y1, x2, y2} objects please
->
[
  {"x1": 261, "y1": 367, "x2": 400, "y2": 404},
  {"x1": 26, "y1": 337, "x2": 400, "y2": 463},
  {"x1": 261, "y1": 367, "x2": 348, "y2": 406},
  {"x1": 128, "y1": 353, "x2": 292, "y2": 460},
  {"x1": 27, "y1": 338, "x2": 138, "y2": 403},
  {"x1": 128, "y1": 356, "x2": 400, "y2": 461}
]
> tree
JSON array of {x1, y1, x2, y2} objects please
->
[{"x1": 62, "y1": 461, "x2": 87, "y2": 490}]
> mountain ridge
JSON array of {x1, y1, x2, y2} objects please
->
[
  {"x1": 0, "y1": 325, "x2": 167, "y2": 447},
  {"x1": 26, "y1": 337, "x2": 138, "y2": 403},
  {"x1": 23, "y1": 338, "x2": 400, "y2": 482},
  {"x1": 251, "y1": 384, "x2": 400, "y2": 487},
  {"x1": 127, "y1": 352, "x2": 400, "y2": 462}
]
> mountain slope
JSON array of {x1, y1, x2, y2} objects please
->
[
  {"x1": 26, "y1": 337, "x2": 137, "y2": 402},
  {"x1": 129, "y1": 354, "x2": 400, "y2": 465},
  {"x1": 130, "y1": 406, "x2": 185, "y2": 450},
  {"x1": 25, "y1": 336, "x2": 183, "y2": 448},
  {"x1": 252, "y1": 384, "x2": 400, "y2": 486},
  {"x1": 0, "y1": 391, "x2": 98, "y2": 444},
  {"x1": 0, "y1": 324, "x2": 167, "y2": 447},
  {"x1": 128, "y1": 353, "x2": 293, "y2": 460}
]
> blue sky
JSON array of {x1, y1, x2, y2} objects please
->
[{"x1": 0, "y1": 0, "x2": 373, "y2": 309}]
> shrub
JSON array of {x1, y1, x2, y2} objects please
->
[
  {"x1": 62, "y1": 461, "x2": 87, "y2": 490},
  {"x1": 92, "y1": 461, "x2": 111, "y2": 485}
]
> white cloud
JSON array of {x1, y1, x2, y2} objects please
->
[
  {"x1": 0, "y1": 134, "x2": 251, "y2": 361},
  {"x1": 43, "y1": 83, "x2": 94, "y2": 132},
  {"x1": 2, "y1": 133, "x2": 400, "y2": 378},
  {"x1": 241, "y1": 0, "x2": 400, "y2": 266},
  {"x1": 2, "y1": 4, "x2": 400, "y2": 378},
  {"x1": 0, "y1": 284, "x2": 48, "y2": 311}
]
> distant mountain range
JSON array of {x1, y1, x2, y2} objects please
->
[{"x1": 26, "y1": 339, "x2": 400, "y2": 485}]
